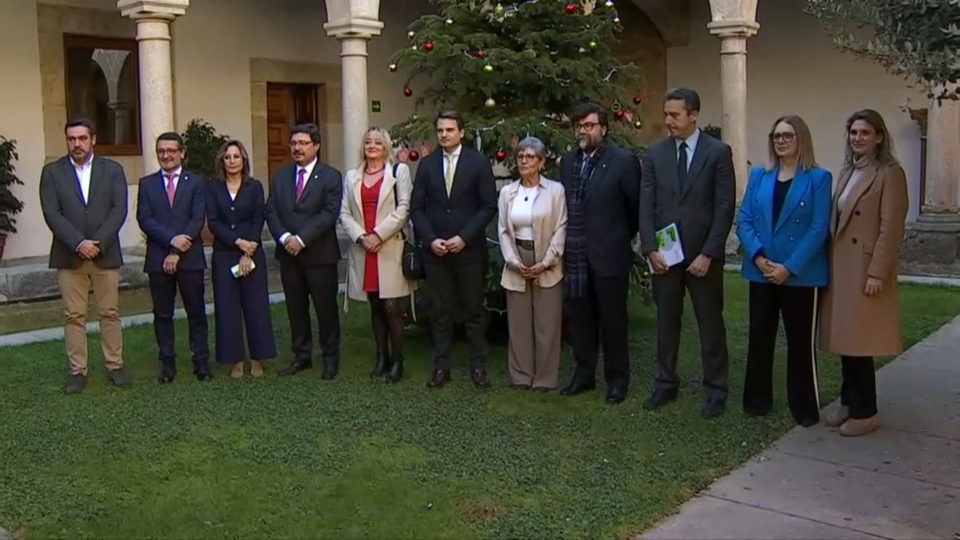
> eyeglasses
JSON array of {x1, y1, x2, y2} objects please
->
[
  {"x1": 576, "y1": 122, "x2": 600, "y2": 132},
  {"x1": 516, "y1": 154, "x2": 540, "y2": 162},
  {"x1": 288, "y1": 141, "x2": 315, "y2": 148},
  {"x1": 770, "y1": 132, "x2": 796, "y2": 143}
]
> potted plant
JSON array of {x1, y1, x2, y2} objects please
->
[
  {"x1": 182, "y1": 118, "x2": 230, "y2": 246},
  {"x1": 0, "y1": 136, "x2": 25, "y2": 261}
]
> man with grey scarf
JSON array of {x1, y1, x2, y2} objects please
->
[{"x1": 558, "y1": 102, "x2": 642, "y2": 405}]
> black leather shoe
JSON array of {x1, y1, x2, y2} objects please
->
[
  {"x1": 278, "y1": 359, "x2": 312, "y2": 377},
  {"x1": 385, "y1": 355, "x2": 403, "y2": 383},
  {"x1": 427, "y1": 369, "x2": 451, "y2": 388},
  {"x1": 107, "y1": 368, "x2": 131, "y2": 388},
  {"x1": 369, "y1": 351, "x2": 387, "y2": 378},
  {"x1": 194, "y1": 368, "x2": 214, "y2": 382},
  {"x1": 606, "y1": 385, "x2": 627, "y2": 405},
  {"x1": 157, "y1": 366, "x2": 177, "y2": 384},
  {"x1": 321, "y1": 365, "x2": 338, "y2": 380},
  {"x1": 65, "y1": 373, "x2": 87, "y2": 394},
  {"x1": 701, "y1": 399, "x2": 726, "y2": 419},
  {"x1": 560, "y1": 379, "x2": 596, "y2": 396},
  {"x1": 470, "y1": 368, "x2": 490, "y2": 388},
  {"x1": 643, "y1": 388, "x2": 678, "y2": 410}
]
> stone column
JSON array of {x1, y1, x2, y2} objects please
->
[
  {"x1": 707, "y1": 0, "x2": 759, "y2": 201},
  {"x1": 706, "y1": 20, "x2": 758, "y2": 201},
  {"x1": 118, "y1": 0, "x2": 188, "y2": 175},
  {"x1": 920, "y1": 87, "x2": 960, "y2": 219},
  {"x1": 324, "y1": 18, "x2": 383, "y2": 171}
]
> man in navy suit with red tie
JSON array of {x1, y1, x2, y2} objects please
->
[
  {"x1": 266, "y1": 123, "x2": 343, "y2": 379},
  {"x1": 136, "y1": 132, "x2": 212, "y2": 384}
]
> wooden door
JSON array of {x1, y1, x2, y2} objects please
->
[{"x1": 266, "y1": 83, "x2": 320, "y2": 183}]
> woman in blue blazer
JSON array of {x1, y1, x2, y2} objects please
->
[
  {"x1": 737, "y1": 115, "x2": 832, "y2": 427},
  {"x1": 207, "y1": 140, "x2": 277, "y2": 378}
]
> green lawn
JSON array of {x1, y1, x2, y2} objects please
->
[{"x1": 1, "y1": 275, "x2": 958, "y2": 540}]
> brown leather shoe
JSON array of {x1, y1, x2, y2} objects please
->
[
  {"x1": 427, "y1": 369, "x2": 451, "y2": 388},
  {"x1": 840, "y1": 416, "x2": 879, "y2": 437},
  {"x1": 107, "y1": 368, "x2": 131, "y2": 388},
  {"x1": 825, "y1": 405, "x2": 850, "y2": 427},
  {"x1": 65, "y1": 373, "x2": 87, "y2": 394}
]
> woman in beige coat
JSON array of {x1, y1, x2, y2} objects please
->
[
  {"x1": 819, "y1": 109, "x2": 909, "y2": 437},
  {"x1": 498, "y1": 137, "x2": 568, "y2": 391},
  {"x1": 339, "y1": 126, "x2": 415, "y2": 383}
]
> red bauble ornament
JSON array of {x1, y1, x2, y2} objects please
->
[
  {"x1": 403, "y1": 87, "x2": 413, "y2": 97},
  {"x1": 565, "y1": 3, "x2": 577, "y2": 14},
  {"x1": 495, "y1": 150, "x2": 507, "y2": 161},
  {"x1": 615, "y1": 110, "x2": 626, "y2": 119},
  {"x1": 476, "y1": 49, "x2": 486, "y2": 58},
  {"x1": 633, "y1": 96, "x2": 642, "y2": 104},
  {"x1": 424, "y1": 42, "x2": 435, "y2": 52},
  {"x1": 409, "y1": 151, "x2": 420, "y2": 161}
]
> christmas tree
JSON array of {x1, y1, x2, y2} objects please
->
[{"x1": 386, "y1": 0, "x2": 645, "y2": 175}]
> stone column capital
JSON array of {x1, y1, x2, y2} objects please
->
[
  {"x1": 707, "y1": 20, "x2": 760, "y2": 40},
  {"x1": 117, "y1": 0, "x2": 188, "y2": 21},
  {"x1": 323, "y1": 18, "x2": 384, "y2": 40}
]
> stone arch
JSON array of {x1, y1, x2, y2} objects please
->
[{"x1": 613, "y1": 1, "x2": 669, "y2": 144}]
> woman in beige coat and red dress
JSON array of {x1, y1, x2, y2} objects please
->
[
  {"x1": 340, "y1": 126, "x2": 415, "y2": 383},
  {"x1": 819, "y1": 109, "x2": 909, "y2": 437}
]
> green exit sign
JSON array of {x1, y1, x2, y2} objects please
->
[{"x1": 371, "y1": 100, "x2": 381, "y2": 113}]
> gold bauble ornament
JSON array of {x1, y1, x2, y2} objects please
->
[
  {"x1": 605, "y1": 0, "x2": 614, "y2": 6},
  {"x1": 589, "y1": 41, "x2": 598, "y2": 49},
  {"x1": 484, "y1": 64, "x2": 494, "y2": 73},
  {"x1": 613, "y1": 16, "x2": 621, "y2": 23},
  {"x1": 445, "y1": 18, "x2": 454, "y2": 25},
  {"x1": 484, "y1": 97, "x2": 497, "y2": 108},
  {"x1": 411, "y1": 45, "x2": 418, "y2": 51},
  {"x1": 494, "y1": 3, "x2": 505, "y2": 14},
  {"x1": 407, "y1": 30, "x2": 416, "y2": 39},
  {"x1": 388, "y1": 63, "x2": 398, "y2": 72},
  {"x1": 634, "y1": 120, "x2": 643, "y2": 129}
]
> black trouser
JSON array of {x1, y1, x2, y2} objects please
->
[
  {"x1": 742, "y1": 282, "x2": 821, "y2": 425},
  {"x1": 564, "y1": 266, "x2": 630, "y2": 388},
  {"x1": 840, "y1": 355, "x2": 877, "y2": 419},
  {"x1": 652, "y1": 260, "x2": 729, "y2": 400},
  {"x1": 368, "y1": 292, "x2": 404, "y2": 360},
  {"x1": 148, "y1": 270, "x2": 209, "y2": 369},
  {"x1": 279, "y1": 261, "x2": 340, "y2": 367},
  {"x1": 424, "y1": 260, "x2": 488, "y2": 371}
]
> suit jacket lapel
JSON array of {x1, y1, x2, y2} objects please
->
[
  {"x1": 448, "y1": 151, "x2": 468, "y2": 201},
  {"x1": 835, "y1": 164, "x2": 879, "y2": 235},
  {"x1": 61, "y1": 159, "x2": 86, "y2": 206},
  {"x1": 87, "y1": 158, "x2": 104, "y2": 206},
  {"x1": 298, "y1": 166, "x2": 323, "y2": 204},
  {"x1": 171, "y1": 171, "x2": 190, "y2": 212},
  {"x1": 681, "y1": 136, "x2": 709, "y2": 200},
  {"x1": 377, "y1": 166, "x2": 397, "y2": 210},
  {"x1": 757, "y1": 169, "x2": 776, "y2": 235},
  {"x1": 773, "y1": 169, "x2": 808, "y2": 233},
  {"x1": 583, "y1": 151, "x2": 611, "y2": 203}
]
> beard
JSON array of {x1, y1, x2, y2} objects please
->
[{"x1": 578, "y1": 136, "x2": 598, "y2": 153}]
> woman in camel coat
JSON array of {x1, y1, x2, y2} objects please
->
[
  {"x1": 340, "y1": 127, "x2": 415, "y2": 383},
  {"x1": 819, "y1": 109, "x2": 909, "y2": 438}
]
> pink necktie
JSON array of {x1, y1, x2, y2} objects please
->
[
  {"x1": 295, "y1": 168, "x2": 306, "y2": 201},
  {"x1": 165, "y1": 173, "x2": 177, "y2": 207}
]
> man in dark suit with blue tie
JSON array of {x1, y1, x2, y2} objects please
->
[
  {"x1": 136, "y1": 132, "x2": 212, "y2": 383},
  {"x1": 266, "y1": 123, "x2": 343, "y2": 380},
  {"x1": 639, "y1": 87, "x2": 736, "y2": 419},
  {"x1": 410, "y1": 110, "x2": 498, "y2": 389}
]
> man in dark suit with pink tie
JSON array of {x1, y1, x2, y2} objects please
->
[
  {"x1": 266, "y1": 123, "x2": 344, "y2": 380},
  {"x1": 136, "y1": 132, "x2": 212, "y2": 384}
]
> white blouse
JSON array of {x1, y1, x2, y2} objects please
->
[{"x1": 509, "y1": 185, "x2": 539, "y2": 241}]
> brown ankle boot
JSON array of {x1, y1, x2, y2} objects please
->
[
  {"x1": 839, "y1": 416, "x2": 879, "y2": 437},
  {"x1": 825, "y1": 405, "x2": 850, "y2": 427}
]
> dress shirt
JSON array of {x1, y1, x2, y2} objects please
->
[
  {"x1": 279, "y1": 157, "x2": 318, "y2": 247},
  {"x1": 71, "y1": 154, "x2": 94, "y2": 204},
  {"x1": 675, "y1": 128, "x2": 701, "y2": 173},
  {"x1": 442, "y1": 145, "x2": 461, "y2": 179}
]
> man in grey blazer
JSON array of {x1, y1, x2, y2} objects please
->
[
  {"x1": 639, "y1": 88, "x2": 736, "y2": 419},
  {"x1": 39, "y1": 118, "x2": 130, "y2": 394}
]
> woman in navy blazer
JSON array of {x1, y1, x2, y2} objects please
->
[
  {"x1": 207, "y1": 140, "x2": 276, "y2": 377},
  {"x1": 737, "y1": 115, "x2": 832, "y2": 427}
]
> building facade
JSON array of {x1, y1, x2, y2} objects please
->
[{"x1": 0, "y1": 0, "x2": 957, "y2": 274}]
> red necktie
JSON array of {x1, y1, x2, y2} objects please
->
[
  {"x1": 165, "y1": 173, "x2": 177, "y2": 207},
  {"x1": 295, "y1": 168, "x2": 306, "y2": 201}
]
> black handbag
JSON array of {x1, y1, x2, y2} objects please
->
[{"x1": 392, "y1": 164, "x2": 425, "y2": 280}]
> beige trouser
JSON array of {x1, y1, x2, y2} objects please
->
[
  {"x1": 506, "y1": 241, "x2": 564, "y2": 389},
  {"x1": 57, "y1": 261, "x2": 124, "y2": 375}
]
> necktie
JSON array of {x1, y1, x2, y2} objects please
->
[
  {"x1": 165, "y1": 173, "x2": 177, "y2": 207},
  {"x1": 295, "y1": 168, "x2": 306, "y2": 201},
  {"x1": 444, "y1": 153, "x2": 455, "y2": 195},
  {"x1": 677, "y1": 142, "x2": 689, "y2": 191}
]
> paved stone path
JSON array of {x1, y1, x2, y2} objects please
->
[{"x1": 639, "y1": 315, "x2": 960, "y2": 540}]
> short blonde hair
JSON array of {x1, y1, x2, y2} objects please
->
[
  {"x1": 357, "y1": 126, "x2": 397, "y2": 170},
  {"x1": 766, "y1": 115, "x2": 817, "y2": 172}
]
